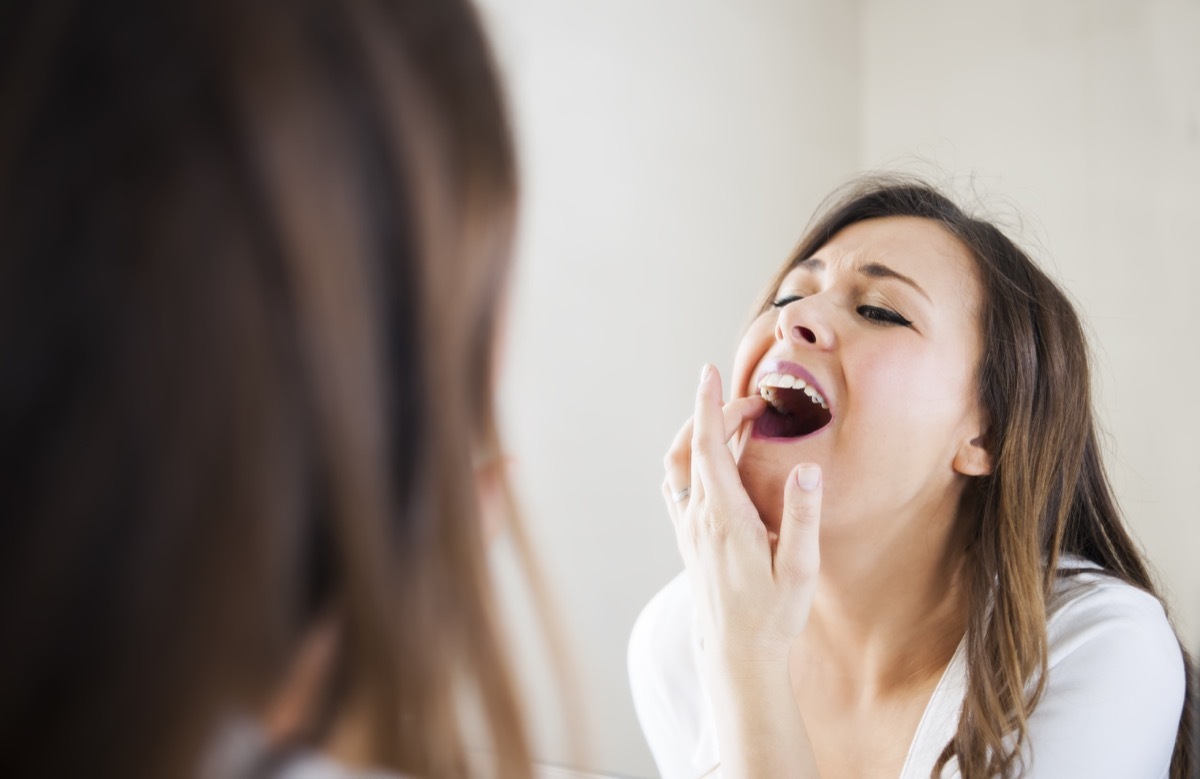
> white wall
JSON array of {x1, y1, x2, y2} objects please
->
[
  {"x1": 859, "y1": 0, "x2": 1200, "y2": 648},
  {"x1": 478, "y1": 2, "x2": 860, "y2": 776},
  {"x1": 479, "y1": 0, "x2": 1200, "y2": 775}
]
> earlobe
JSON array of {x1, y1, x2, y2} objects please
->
[{"x1": 953, "y1": 433, "x2": 994, "y2": 476}]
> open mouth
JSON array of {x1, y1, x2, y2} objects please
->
[{"x1": 753, "y1": 372, "x2": 833, "y2": 439}]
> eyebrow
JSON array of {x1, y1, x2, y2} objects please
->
[{"x1": 794, "y1": 257, "x2": 931, "y2": 303}]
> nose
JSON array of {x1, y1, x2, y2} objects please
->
[{"x1": 774, "y1": 298, "x2": 834, "y2": 349}]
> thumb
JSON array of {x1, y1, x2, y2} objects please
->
[{"x1": 774, "y1": 464, "x2": 822, "y2": 584}]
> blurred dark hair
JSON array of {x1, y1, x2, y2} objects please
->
[
  {"x1": 759, "y1": 175, "x2": 1193, "y2": 778},
  {"x1": 0, "y1": 0, "x2": 544, "y2": 776}
]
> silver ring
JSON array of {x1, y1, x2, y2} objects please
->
[{"x1": 672, "y1": 486, "x2": 691, "y2": 503}]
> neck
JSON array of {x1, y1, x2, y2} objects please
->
[{"x1": 798, "y1": 515, "x2": 969, "y2": 697}]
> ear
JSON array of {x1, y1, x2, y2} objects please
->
[
  {"x1": 475, "y1": 452, "x2": 515, "y2": 545},
  {"x1": 953, "y1": 431, "x2": 993, "y2": 477}
]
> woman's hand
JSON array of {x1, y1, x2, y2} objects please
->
[
  {"x1": 662, "y1": 363, "x2": 824, "y2": 665},
  {"x1": 661, "y1": 364, "x2": 824, "y2": 778}
]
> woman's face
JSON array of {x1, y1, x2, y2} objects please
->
[{"x1": 731, "y1": 216, "x2": 991, "y2": 538}]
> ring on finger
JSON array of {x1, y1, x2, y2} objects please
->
[{"x1": 671, "y1": 486, "x2": 691, "y2": 503}]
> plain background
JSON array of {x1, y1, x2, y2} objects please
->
[{"x1": 476, "y1": 1, "x2": 1200, "y2": 776}]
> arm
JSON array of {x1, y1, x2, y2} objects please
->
[{"x1": 662, "y1": 365, "x2": 823, "y2": 778}]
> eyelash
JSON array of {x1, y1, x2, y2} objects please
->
[
  {"x1": 770, "y1": 295, "x2": 913, "y2": 328},
  {"x1": 858, "y1": 305, "x2": 912, "y2": 327}
]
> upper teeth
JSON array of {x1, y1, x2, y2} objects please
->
[{"x1": 758, "y1": 372, "x2": 828, "y2": 409}]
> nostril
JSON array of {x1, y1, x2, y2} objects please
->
[{"x1": 794, "y1": 325, "x2": 816, "y2": 344}]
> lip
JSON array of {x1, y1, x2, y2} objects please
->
[{"x1": 750, "y1": 359, "x2": 834, "y2": 442}]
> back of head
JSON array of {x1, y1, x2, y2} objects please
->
[{"x1": 0, "y1": 0, "x2": 527, "y2": 776}]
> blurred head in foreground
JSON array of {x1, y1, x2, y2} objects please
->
[{"x1": 0, "y1": 0, "x2": 535, "y2": 776}]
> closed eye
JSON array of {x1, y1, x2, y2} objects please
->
[
  {"x1": 771, "y1": 295, "x2": 803, "y2": 308},
  {"x1": 857, "y1": 305, "x2": 912, "y2": 327}
]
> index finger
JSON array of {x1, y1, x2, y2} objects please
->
[
  {"x1": 666, "y1": 394, "x2": 767, "y2": 459},
  {"x1": 721, "y1": 395, "x2": 767, "y2": 442},
  {"x1": 691, "y1": 364, "x2": 747, "y2": 497}
]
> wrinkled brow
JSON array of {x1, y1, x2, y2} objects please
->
[
  {"x1": 857, "y1": 262, "x2": 931, "y2": 302},
  {"x1": 792, "y1": 256, "x2": 931, "y2": 302}
]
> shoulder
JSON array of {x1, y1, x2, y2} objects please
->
[
  {"x1": 629, "y1": 570, "x2": 695, "y2": 671},
  {"x1": 1047, "y1": 558, "x2": 1184, "y2": 677},
  {"x1": 1021, "y1": 556, "x2": 1185, "y2": 776},
  {"x1": 203, "y1": 718, "x2": 404, "y2": 779},
  {"x1": 627, "y1": 570, "x2": 701, "y2": 737},
  {"x1": 628, "y1": 571, "x2": 718, "y2": 779}
]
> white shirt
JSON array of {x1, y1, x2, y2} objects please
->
[{"x1": 628, "y1": 557, "x2": 1185, "y2": 778}]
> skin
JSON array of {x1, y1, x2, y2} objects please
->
[{"x1": 663, "y1": 216, "x2": 993, "y2": 777}]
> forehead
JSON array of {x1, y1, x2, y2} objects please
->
[{"x1": 788, "y1": 216, "x2": 982, "y2": 309}]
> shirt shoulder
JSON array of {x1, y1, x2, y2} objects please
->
[
  {"x1": 1046, "y1": 560, "x2": 1183, "y2": 674},
  {"x1": 628, "y1": 571, "x2": 719, "y2": 779},
  {"x1": 1024, "y1": 559, "x2": 1185, "y2": 777}
]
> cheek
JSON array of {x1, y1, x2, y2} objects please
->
[
  {"x1": 731, "y1": 318, "x2": 774, "y2": 398},
  {"x1": 846, "y1": 345, "x2": 977, "y2": 443}
]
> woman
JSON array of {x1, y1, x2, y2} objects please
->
[
  {"x1": 629, "y1": 178, "x2": 1192, "y2": 777},
  {"x1": 0, "y1": 0, "x2": 557, "y2": 776}
]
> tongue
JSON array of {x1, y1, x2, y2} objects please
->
[{"x1": 754, "y1": 405, "x2": 808, "y2": 438}]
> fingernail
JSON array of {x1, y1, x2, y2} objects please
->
[
  {"x1": 700, "y1": 363, "x2": 712, "y2": 382},
  {"x1": 795, "y1": 465, "x2": 821, "y2": 491}
]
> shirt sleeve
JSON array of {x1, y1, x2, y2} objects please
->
[
  {"x1": 628, "y1": 571, "x2": 720, "y2": 779},
  {"x1": 1020, "y1": 575, "x2": 1185, "y2": 778}
]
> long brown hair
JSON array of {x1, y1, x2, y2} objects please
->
[
  {"x1": 0, "y1": 0, "x2": 545, "y2": 776},
  {"x1": 756, "y1": 176, "x2": 1193, "y2": 778}
]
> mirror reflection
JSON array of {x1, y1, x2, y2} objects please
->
[{"x1": 482, "y1": 0, "x2": 1199, "y2": 776}]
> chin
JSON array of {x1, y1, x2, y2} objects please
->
[{"x1": 737, "y1": 434, "x2": 843, "y2": 532}]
